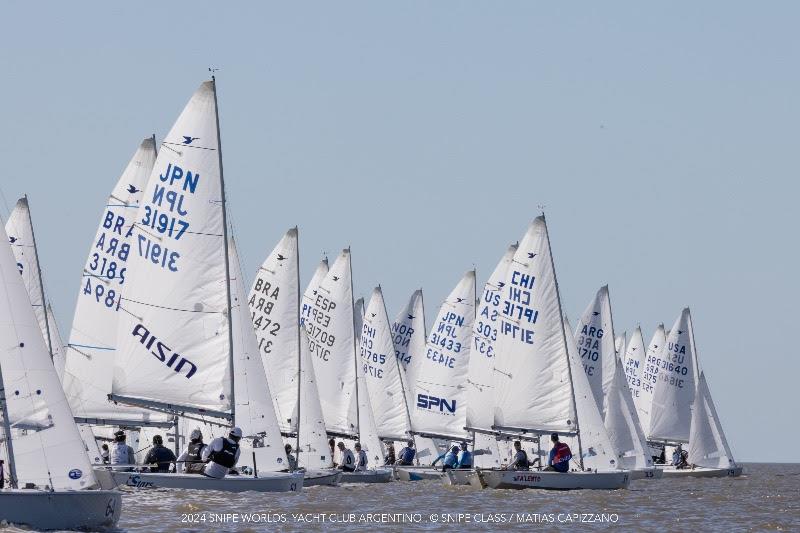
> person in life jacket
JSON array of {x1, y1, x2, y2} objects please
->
[
  {"x1": 396, "y1": 440, "x2": 416, "y2": 466},
  {"x1": 110, "y1": 430, "x2": 135, "y2": 471},
  {"x1": 384, "y1": 443, "x2": 396, "y2": 466},
  {"x1": 284, "y1": 444, "x2": 298, "y2": 471},
  {"x1": 432, "y1": 445, "x2": 460, "y2": 471},
  {"x1": 100, "y1": 444, "x2": 110, "y2": 465},
  {"x1": 336, "y1": 442, "x2": 356, "y2": 472},
  {"x1": 201, "y1": 427, "x2": 242, "y2": 479},
  {"x1": 143, "y1": 435, "x2": 177, "y2": 473},
  {"x1": 456, "y1": 442, "x2": 473, "y2": 469},
  {"x1": 176, "y1": 429, "x2": 207, "y2": 474},
  {"x1": 545, "y1": 433, "x2": 572, "y2": 473},
  {"x1": 329, "y1": 438, "x2": 337, "y2": 467},
  {"x1": 354, "y1": 443, "x2": 369, "y2": 471},
  {"x1": 508, "y1": 440, "x2": 530, "y2": 470}
]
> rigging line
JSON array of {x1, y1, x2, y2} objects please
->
[
  {"x1": 120, "y1": 296, "x2": 224, "y2": 315},
  {"x1": 162, "y1": 141, "x2": 217, "y2": 152},
  {"x1": 132, "y1": 223, "x2": 224, "y2": 239}
]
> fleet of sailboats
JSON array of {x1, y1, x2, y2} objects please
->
[{"x1": 0, "y1": 76, "x2": 743, "y2": 528}]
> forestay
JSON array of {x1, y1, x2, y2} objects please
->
[
  {"x1": 574, "y1": 286, "x2": 617, "y2": 416},
  {"x1": 648, "y1": 308, "x2": 696, "y2": 442},
  {"x1": 360, "y1": 287, "x2": 410, "y2": 440},
  {"x1": 0, "y1": 223, "x2": 97, "y2": 490},
  {"x1": 688, "y1": 372, "x2": 736, "y2": 469},
  {"x1": 248, "y1": 228, "x2": 300, "y2": 433},
  {"x1": 301, "y1": 249, "x2": 357, "y2": 436},
  {"x1": 408, "y1": 270, "x2": 475, "y2": 440},
  {"x1": 62, "y1": 137, "x2": 168, "y2": 424},
  {"x1": 113, "y1": 81, "x2": 232, "y2": 414},
  {"x1": 297, "y1": 330, "x2": 334, "y2": 469},
  {"x1": 493, "y1": 217, "x2": 576, "y2": 433}
]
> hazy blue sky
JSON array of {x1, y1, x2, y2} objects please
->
[{"x1": 1, "y1": 2, "x2": 796, "y2": 462}]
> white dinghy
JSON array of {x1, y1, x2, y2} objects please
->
[
  {"x1": 0, "y1": 221, "x2": 122, "y2": 529},
  {"x1": 472, "y1": 217, "x2": 629, "y2": 491},
  {"x1": 103, "y1": 79, "x2": 301, "y2": 492}
]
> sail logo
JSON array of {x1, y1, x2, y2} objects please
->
[
  {"x1": 68, "y1": 468, "x2": 82, "y2": 480},
  {"x1": 417, "y1": 393, "x2": 456, "y2": 414},
  {"x1": 131, "y1": 323, "x2": 197, "y2": 378},
  {"x1": 182, "y1": 136, "x2": 199, "y2": 145}
]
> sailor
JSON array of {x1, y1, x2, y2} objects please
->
[
  {"x1": 384, "y1": 443, "x2": 396, "y2": 466},
  {"x1": 544, "y1": 433, "x2": 572, "y2": 473},
  {"x1": 507, "y1": 440, "x2": 530, "y2": 470},
  {"x1": 143, "y1": 435, "x2": 177, "y2": 473},
  {"x1": 285, "y1": 443, "x2": 298, "y2": 471},
  {"x1": 336, "y1": 442, "x2": 356, "y2": 472},
  {"x1": 395, "y1": 440, "x2": 416, "y2": 466},
  {"x1": 100, "y1": 443, "x2": 110, "y2": 465},
  {"x1": 201, "y1": 427, "x2": 243, "y2": 479},
  {"x1": 110, "y1": 430, "x2": 136, "y2": 471},
  {"x1": 456, "y1": 442, "x2": 473, "y2": 469},
  {"x1": 673, "y1": 445, "x2": 689, "y2": 469},
  {"x1": 329, "y1": 438, "x2": 338, "y2": 467},
  {"x1": 432, "y1": 444, "x2": 460, "y2": 471},
  {"x1": 354, "y1": 442, "x2": 369, "y2": 471},
  {"x1": 176, "y1": 429, "x2": 207, "y2": 474}
]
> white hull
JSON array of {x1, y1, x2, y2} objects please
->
[
  {"x1": 395, "y1": 466, "x2": 441, "y2": 481},
  {"x1": 0, "y1": 489, "x2": 121, "y2": 530},
  {"x1": 106, "y1": 470, "x2": 303, "y2": 492},
  {"x1": 630, "y1": 467, "x2": 664, "y2": 480},
  {"x1": 470, "y1": 469, "x2": 631, "y2": 490},
  {"x1": 442, "y1": 469, "x2": 473, "y2": 486},
  {"x1": 339, "y1": 468, "x2": 393, "y2": 484},
  {"x1": 659, "y1": 465, "x2": 743, "y2": 478},
  {"x1": 303, "y1": 469, "x2": 342, "y2": 486}
]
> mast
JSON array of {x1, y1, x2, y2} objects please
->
[
  {"x1": 294, "y1": 226, "x2": 301, "y2": 460},
  {"x1": 25, "y1": 195, "x2": 54, "y2": 359},
  {"x1": 0, "y1": 361, "x2": 18, "y2": 488},
  {"x1": 605, "y1": 285, "x2": 619, "y2": 373},
  {"x1": 211, "y1": 75, "x2": 236, "y2": 427},
  {"x1": 543, "y1": 213, "x2": 585, "y2": 470},
  {"x1": 348, "y1": 247, "x2": 359, "y2": 440}
]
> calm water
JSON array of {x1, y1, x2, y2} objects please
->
[{"x1": 6, "y1": 464, "x2": 799, "y2": 532}]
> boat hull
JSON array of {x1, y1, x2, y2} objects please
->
[
  {"x1": 659, "y1": 465, "x2": 743, "y2": 478},
  {"x1": 470, "y1": 469, "x2": 631, "y2": 490},
  {"x1": 106, "y1": 470, "x2": 304, "y2": 492},
  {"x1": 0, "y1": 489, "x2": 121, "y2": 530},
  {"x1": 630, "y1": 467, "x2": 664, "y2": 480},
  {"x1": 395, "y1": 466, "x2": 441, "y2": 481},
  {"x1": 303, "y1": 469, "x2": 342, "y2": 486},
  {"x1": 442, "y1": 469, "x2": 473, "y2": 486},
  {"x1": 339, "y1": 469, "x2": 393, "y2": 483}
]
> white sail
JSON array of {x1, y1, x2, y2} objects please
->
[
  {"x1": 409, "y1": 270, "x2": 475, "y2": 440},
  {"x1": 688, "y1": 372, "x2": 736, "y2": 469},
  {"x1": 248, "y1": 228, "x2": 299, "y2": 434},
  {"x1": 564, "y1": 318, "x2": 620, "y2": 471},
  {"x1": 360, "y1": 287, "x2": 410, "y2": 440},
  {"x1": 493, "y1": 218, "x2": 575, "y2": 433},
  {"x1": 46, "y1": 305, "x2": 67, "y2": 382},
  {"x1": 635, "y1": 324, "x2": 666, "y2": 435},
  {"x1": 604, "y1": 358, "x2": 653, "y2": 470},
  {"x1": 113, "y1": 81, "x2": 232, "y2": 414},
  {"x1": 574, "y1": 286, "x2": 617, "y2": 416},
  {"x1": 468, "y1": 244, "x2": 517, "y2": 432},
  {"x1": 297, "y1": 330, "x2": 334, "y2": 469},
  {"x1": 62, "y1": 137, "x2": 167, "y2": 424},
  {"x1": 391, "y1": 289, "x2": 426, "y2": 409},
  {"x1": 354, "y1": 297, "x2": 365, "y2": 342},
  {"x1": 0, "y1": 223, "x2": 97, "y2": 490},
  {"x1": 355, "y1": 358, "x2": 385, "y2": 465},
  {"x1": 648, "y1": 308, "x2": 696, "y2": 442},
  {"x1": 301, "y1": 249, "x2": 357, "y2": 436},
  {"x1": 615, "y1": 332, "x2": 626, "y2": 357},
  {"x1": 621, "y1": 326, "x2": 648, "y2": 421}
]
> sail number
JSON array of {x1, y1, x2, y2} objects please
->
[
  {"x1": 83, "y1": 278, "x2": 121, "y2": 310},
  {"x1": 141, "y1": 205, "x2": 190, "y2": 240},
  {"x1": 137, "y1": 235, "x2": 179, "y2": 272}
]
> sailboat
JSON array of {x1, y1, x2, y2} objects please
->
[
  {"x1": 575, "y1": 287, "x2": 657, "y2": 479},
  {"x1": 0, "y1": 220, "x2": 122, "y2": 529},
  {"x1": 396, "y1": 271, "x2": 475, "y2": 481},
  {"x1": 247, "y1": 229, "x2": 340, "y2": 486},
  {"x1": 100, "y1": 79, "x2": 301, "y2": 492},
  {"x1": 302, "y1": 249, "x2": 391, "y2": 483},
  {"x1": 471, "y1": 217, "x2": 629, "y2": 490}
]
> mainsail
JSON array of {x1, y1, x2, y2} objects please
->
[
  {"x1": 408, "y1": 270, "x2": 475, "y2": 440},
  {"x1": 360, "y1": 287, "x2": 411, "y2": 440},
  {"x1": 688, "y1": 372, "x2": 737, "y2": 469},
  {"x1": 0, "y1": 223, "x2": 97, "y2": 490},
  {"x1": 647, "y1": 308, "x2": 697, "y2": 442},
  {"x1": 604, "y1": 357, "x2": 653, "y2": 470},
  {"x1": 301, "y1": 249, "x2": 357, "y2": 436},
  {"x1": 634, "y1": 324, "x2": 666, "y2": 435},
  {"x1": 493, "y1": 217, "x2": 576, "y2": 434},
  {"x1": 248, "y1": 228, "x2": 300, "y2": 433},
  {"x1": 113, "y1": 81, "x2": 232, "y2": 416},
  {"x1": 62, "y1": 137, "x2": 168, "y2": 424},
  {"x1": 574, "y1": 286, "x2": 617, "y2": 416}
]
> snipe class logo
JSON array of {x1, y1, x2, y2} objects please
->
[
  {"x1": 68, "y1": 468, "x2": 83, "y2": 479},
  {"x1": 182, "y1": 136, "x2": 199, "y2": 145}
]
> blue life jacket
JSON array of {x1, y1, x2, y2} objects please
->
[
  {"x1": 399, "y1": 447, "x2": 416, "y2": 464},
  {"x1": 443, "y1": 451, "x2": 459, "y2": 468},
  {"x1": 457, "y1": 450, "x2": 473, "y2": 468}
]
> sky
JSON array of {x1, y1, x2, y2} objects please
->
[{"x1": 1, "y1": 2, "x2": 797, "y2": 462}]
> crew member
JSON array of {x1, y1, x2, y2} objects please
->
[
  {"x1": 285, "y1": 443, "x2": 298, "y2": 471},
  {"x1": 354, "y1": 443, "x2": 369, "y2": 471},
  {"x1": 100, "y1": 444, "x2": 110, "y2": 465},
  {"x1": 396, "y1": 440, "x2": 416, "y2": 466},
  {"x1": 384, "y1": 443, "x2": 396, "y2": 466},
  {"x1": 143, "y1": 435, "x2": 177, "y2": 473},
  {"x1": 336, "y1": 442, "x2": 356, "y2": 472},
  {"x1": 544, "y1": 433, "x2": 572, "y2": 473},
  {"x1": 202, "y1": 427, "x2": 242, "y2": 479},
  {"x1": 110, "y1": 430, "x2": 135, "y2": 471},
  {"x1": 508, "y1": 440, "x2": 530, "y2": 470},
  {"x1": 432, "y1": 445, "x2": 460, "y2": 471},
  {"x1": 457, "y1": 442, "x2": 473, "y2": 469},
  {"x1": 329, "y1": 438, "x2": 337, "y2": 467},
  {"x1": 176, "y1": 429, "x2": 207, "y2": 474}
]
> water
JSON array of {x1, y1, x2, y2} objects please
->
[{"x1": 12, "y1": 464, "x2": 799, "y2": 532}]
